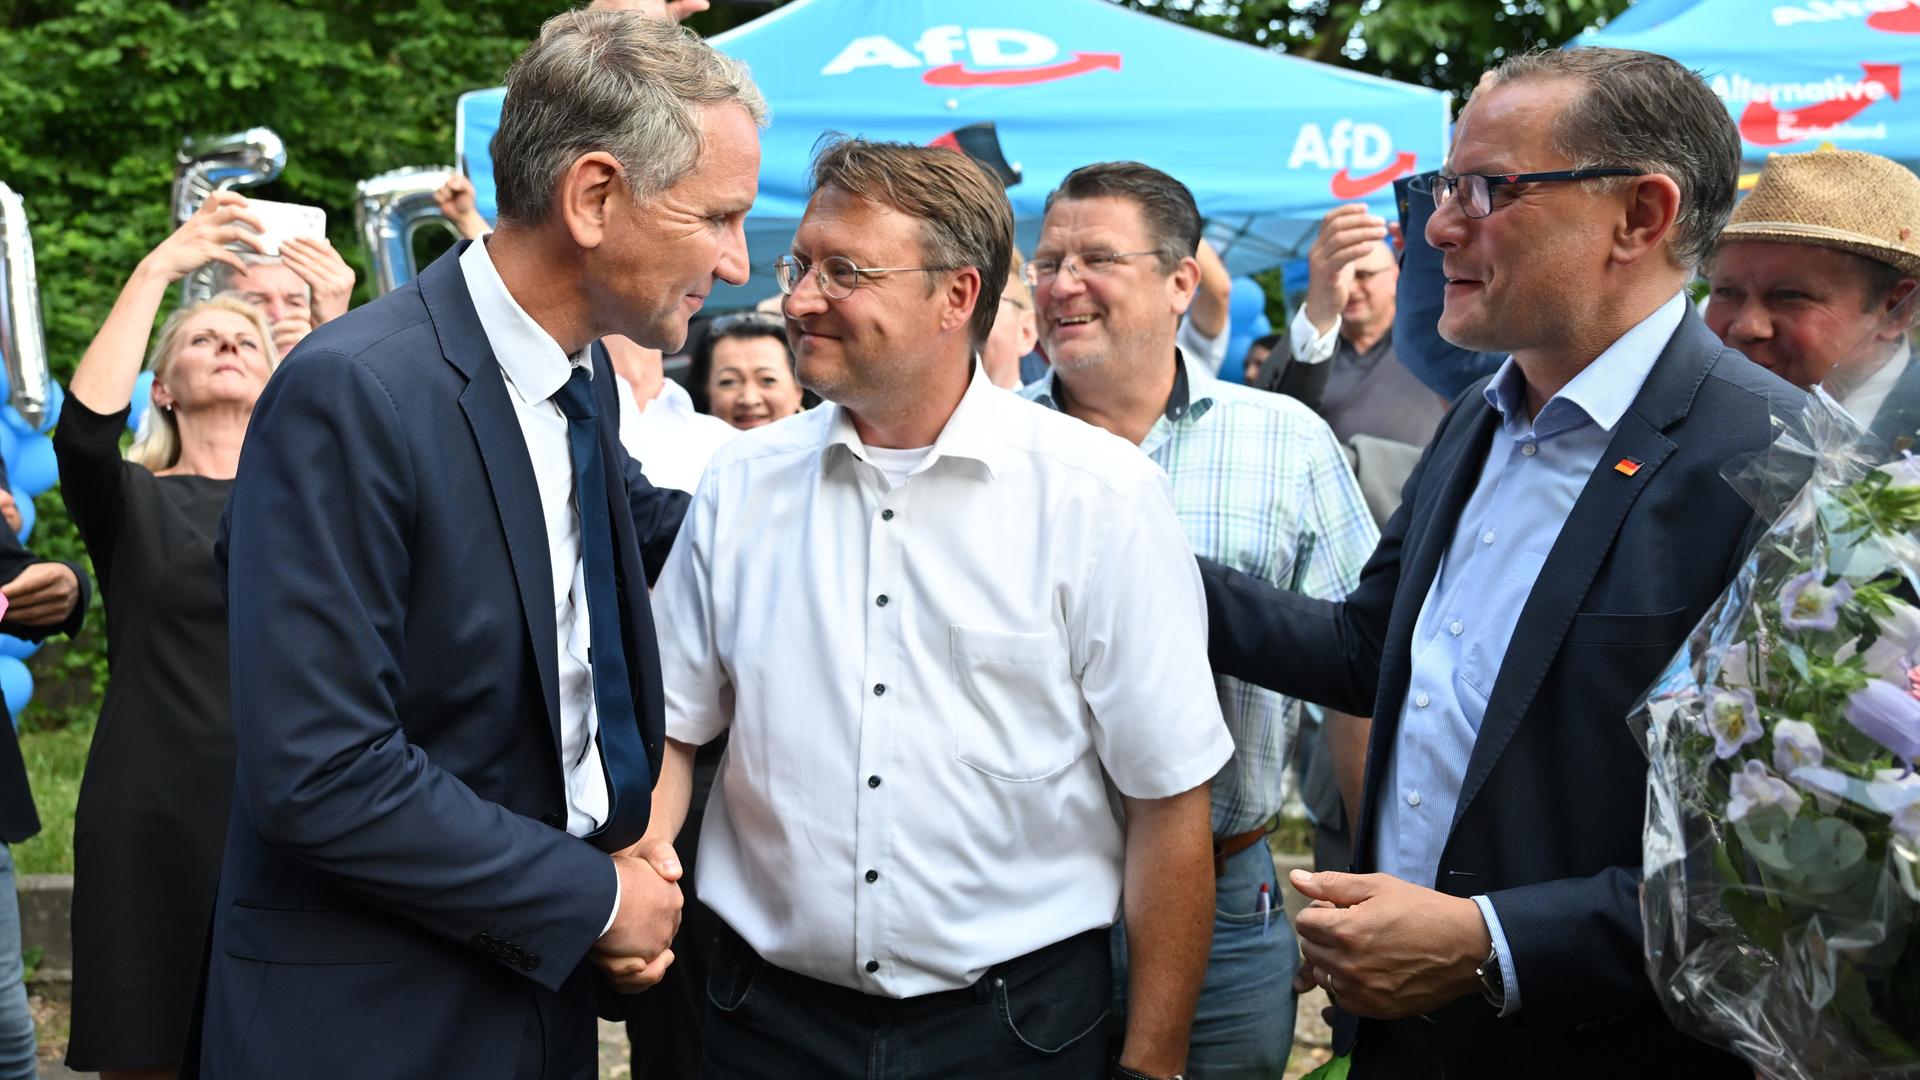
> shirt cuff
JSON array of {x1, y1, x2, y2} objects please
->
[
  {"x1": 1471, "y1": 894, "x2": 1521, "y2": 1017},
  {"x1": 1288, "y1": 306, "x2": 1340, "y2": 365},
  {"x1": 601, "y1": 865, "x2": 622, "y2": 938}
]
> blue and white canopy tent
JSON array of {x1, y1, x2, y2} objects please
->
[
  {"x1": 455, "y1": 0, "x2": 1449, "y2": 302},
  {"x1": 1580, "y1": 0, "x2": 1920, "y2": 169}
]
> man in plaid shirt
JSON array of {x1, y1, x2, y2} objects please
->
[{"x1": 1022, "y1": 162, "x2": 1377, "y2": 1079}]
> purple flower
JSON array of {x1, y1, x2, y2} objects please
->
[
  {"x1": 1772, "y1": 720, "x2": 1824, "y2": 776},
  {"x1": 1846, "y1": 680, "x2": 1920, "y2": 768},
  {"x1": 1779, "y1": 570, "x2": 1853, "y2": 631},
  {"x1": 1728, "y1": 759, "x2": 1803, "y2": 824},
  {"x1": 1870, "y1": 769, "x2": 1920, "y2": 843},
  {"x1": 1705, "y1": 687, "x2": 1763, "y2": 759}
]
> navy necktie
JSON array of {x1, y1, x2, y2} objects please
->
[{"x1": 551, "y1": 366, "x2": 650, "y2": 851}]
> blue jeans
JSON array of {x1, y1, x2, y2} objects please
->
[
  {"x1": 0, "y1": 847, "x2": 34, "y2": 1080},
  {"x1": 1112, "y1": 841, "x2": 1297, "y2": 1079}
]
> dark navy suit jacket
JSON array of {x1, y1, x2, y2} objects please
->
[
  {"x1": 194, "y1": 242, "x2": 688, "y2": 1078},
  {"x1": 1202, "y1": 313, "x2": 1802, "y2": 1077}
]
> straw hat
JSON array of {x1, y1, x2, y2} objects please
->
[{"x1": 1719, "y1": 149, "x2": 1920, "y2": 279}]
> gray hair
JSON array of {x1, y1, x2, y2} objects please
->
[
  {"x1": 207, "y1": 253, "x2": 306, "y2": 299},
  {"x1": 1044, "y1": 162, "x2": 1203, "y2": 273},
  {"x1": 1488, "y1": 48, "x2": 1740, "y2": 271},
  {"x1": 493, "y1": 10, "x2": 768, "y2": 225}
]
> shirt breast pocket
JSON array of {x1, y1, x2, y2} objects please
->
[{"x1": 947, "y1": 626, "x2": 1089, "y2": 782}]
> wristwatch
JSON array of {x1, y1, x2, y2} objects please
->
[
  {"x1": 1112, "y1": 1067, "x2": 1185, "y2": 1080},
  {"x1": 1475, "y1": 943, "x2": 1506, "y2": 1011}
]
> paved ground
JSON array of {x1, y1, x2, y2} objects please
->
[{"x1": 29, "y1": 987, "x2": 1333, "y2": 1079}]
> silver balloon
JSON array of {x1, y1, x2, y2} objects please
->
[
  {"x1": 0, "y1": 183, "x2": 52, "y2": 431},
  {"x1": 172, "y1": 127, "x2": 287, "y2": 228},
  {"x1": 355, "y1": 166, "x2": 459, "y2": 296},
  {"x1": 173, "y1": 128, "x2": 287, "y2": 305}
]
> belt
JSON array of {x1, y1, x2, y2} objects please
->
[{"x1": 1212, "y1": 825, "x2": 1269, "y2": 878}]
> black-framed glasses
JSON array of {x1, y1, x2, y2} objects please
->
[
  {"x1": 1022, "y1": 250, "x2": 1159, "y2": 286},
  {"x1": 1432, "y1": 168, "x2": 1642, "y2": 219},
  {"x1": 773, "y1": 254, "x2": 956, "y2": 301}
]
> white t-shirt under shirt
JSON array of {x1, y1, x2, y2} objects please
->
[{"x1": 859, "y1": 442, "x2": 933, "y2": 490}]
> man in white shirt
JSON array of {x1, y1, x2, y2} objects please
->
[
  {"x1": 1704, "y1": 149, "x2": 1920, "y2": 450},
  {"x1": 640, "y1": 138, "x2": 1233, "y2": 1080},
  {"x1": 600, "y1": 333, "x2": 736, "y2": 493}
]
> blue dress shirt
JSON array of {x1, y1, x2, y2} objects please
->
[{"x1": 1375, "y1": 291, "x2": 1686, "y2": 1015}]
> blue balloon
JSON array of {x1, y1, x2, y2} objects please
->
[
  {"x1": 0, "y1": 422, "x2": 19, "y2": 474},
  {"x1": 127, "y1": 372, "x2": 154, "y2": 434},
  {"x1": 0, "y1": 636, "x2": 38, "y2": 661},
  {"x1": 10, "y1": 436, "x2": 55, "y2": 497},
  {"x1": 0, "y1": 657, "x2": 32, "y2": 724},
  {"x1": 0, "y1": 406, "x2": 29, "y2": 438},
  {"x1": 12, "y1": 487, "x2": 33, "y2": 544}
]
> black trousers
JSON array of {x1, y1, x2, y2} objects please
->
[{"x1": 701, "y1": 920, "x2": 1111, "y2": 1079}]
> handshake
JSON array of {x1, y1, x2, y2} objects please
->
[{"x1": 593, "y1": 837, "x2": 686, "y2": 993}]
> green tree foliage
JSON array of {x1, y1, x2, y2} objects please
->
[{"x1": 1115, "y1": 0, "x2": 1635, "y2": 99}]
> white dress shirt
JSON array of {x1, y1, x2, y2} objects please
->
[
  {"x1": 654, "y1": 363, "x2": 1234, "y2": 997},
  {"x1": 458, "y1": 239, "x2": 611, "y2": 838},
  {"x1": 1289, "y1": 306, "x2": 1345, "y2": 367},
  {"x1": 614, "y1": 373, "x2": 738, "y2": 493},
  {"x1": 1840, "y1": 341, "x2": 1911, "y2": 433}
]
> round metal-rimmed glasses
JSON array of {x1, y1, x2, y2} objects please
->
[{"x1": 773, "y1": 254, "x2": 956, "y2": 301}]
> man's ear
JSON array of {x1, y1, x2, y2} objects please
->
[
  {"x1": 1167, "y1": 254, "x2": 1201, "y2": 316},
  {"x1": 1878, "y1": 277, "x2": 1920, "y2": 340},
  {"x1": 556, "y1": 151, "x2": 625, "y2": 251},
  {"x1": 941, "y1": 266, "x2": 984, "y2": 336},
  {"x1": 1615, "y1": 173, "x2": 1682, "y2": 268}
]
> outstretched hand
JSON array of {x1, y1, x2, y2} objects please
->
[
  {"x1": 139, "y1": 191, "x2": 265, "y2": 284},
  {"x1": 592, "y1": 851, "x2": 684, "y2": 993}
]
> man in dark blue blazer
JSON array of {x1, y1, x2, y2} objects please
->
[
  {"x1": 1201, "y1": 49, "x2": 1805, "y2": 1077},
  {"x1": 193, "y1": 13, "x2": 765, "y2": 1078}
]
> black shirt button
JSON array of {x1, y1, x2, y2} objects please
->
[
  {"x1": 867, "y1": 775, "x2": 881, "y2": 788},
  {"x1": 873, "y1": 683, "x2": 886, "y2": 696},
  {"x1": 865, "y1": 960, "x2": 880, "y2": 973},
  {"x1": 865, "y1": 869, "x2": 879, "y2": 883},
  {"x1": 876, "y1": 594, "x2": 889, "y2": 607},
  {"x1": 523, "y1": 955, "x2": 541, "y2": 971},
  {"x1": 881, "y1": 509, "x2": 894, "y2": 521}
]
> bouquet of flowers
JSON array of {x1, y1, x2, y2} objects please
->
[{"x1": 1636, "y1": 361, "x2": 1920, "y2": 1076}]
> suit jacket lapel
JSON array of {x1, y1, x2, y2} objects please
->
[
  {"x1": 419, "y1": 243, "x2": 564, "y2": 752},
  {"x1": 1447, "y1": 315, "x2": 1715, "y2": 831}
]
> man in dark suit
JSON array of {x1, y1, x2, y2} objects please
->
[
  {"x1": 1200, "y1": 48, "x2": 1806, "y2": 1077},
  {"x1": 195, "y1": 13, "x2": 764, "y2": 1078}
]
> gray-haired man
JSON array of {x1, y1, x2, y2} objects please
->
[{"x1": 193, "y1": 12, "x2": 763, "y2": 1077}]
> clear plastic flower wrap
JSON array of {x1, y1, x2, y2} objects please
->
[{"x1": 1634, "y1": 295, "x2": 1920, "y2": 1078}]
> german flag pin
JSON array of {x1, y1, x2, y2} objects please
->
[{"x1": 1614, "y1": 457, "x2": 1642, "y2": 477}]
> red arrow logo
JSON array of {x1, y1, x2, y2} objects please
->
[
  {"x1": 1869, "y1": 3, "x2": 1920, "y2": 33},
  {"x1": 1329, "y1": 151, "x2": 1417, "y2": 199},
  {"x1": 922, "y1": 52, "x2": 1121, "y2": 88},
  {"x1": 1738, "y1": 63, "x2": 1901, "y2": 146}
]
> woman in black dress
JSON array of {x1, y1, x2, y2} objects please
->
[{"x1": 56, "y1": 191, "x2": 279, "y2": 1080}]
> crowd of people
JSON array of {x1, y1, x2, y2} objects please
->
[{"x1": 0, "y1": 3, "x2": 1913, "y2": 1080}]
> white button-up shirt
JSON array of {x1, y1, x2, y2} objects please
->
[
  {"x1": 458, "y1": 238, "x2": 610, "y2": 837},
  {"x1": 654, "y1": 363, "x2": 1234, "y2": 997},
  {"x1": 613, "y1": 373, "x2": 738, "y2": 494}
]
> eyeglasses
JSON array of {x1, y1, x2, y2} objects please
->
[
  {"x1": 773, "y1": 254, "x2": 956, "y2": 301},
  {"x1": 709, "y1": 311, "x2": 785, "y2": 333},
  {"x1": 1022, "y1": 251, "x2": 1159, "y2": 286},
  {"x1": 1432, "y1": 168, "x2": 1642, "y2": 219}
]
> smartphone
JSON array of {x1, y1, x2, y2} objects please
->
[{"x1": 237, "y1": 198, "x2": 327, "y2": 256}]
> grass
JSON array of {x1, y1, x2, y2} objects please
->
[{"x1": 13, "y1": 714, "x2": 92, "y2": 876}]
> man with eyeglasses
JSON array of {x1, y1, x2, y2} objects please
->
[
  {"x1": 1197, "y1": 48, "x2": 1803, "y2": 1077},
  {"x1": 640, "y1": 138, "x2": 1231, "y2": 1080},
  {"x1": 1019, "y1": 160, "x2": 1376, "y2": 1079}
]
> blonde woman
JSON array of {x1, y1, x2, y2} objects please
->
[{"x1": 55, "y1": 191, "x2": 277, "y2": 1080}]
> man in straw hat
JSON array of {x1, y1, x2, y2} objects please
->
[{"x1": 1706, "y1": 148, "x2": 1920, "y2": 447}]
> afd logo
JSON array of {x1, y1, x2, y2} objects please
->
[
  {"x1": 822, "y1": 27, "x2": 1121, "y2": 86},
  {"x1": 1712, "y1": 66, "x2": 1900, "y2": 145},
  {"x1": 1774, "y1": 1, "x2": 1920, "y2": 31},
  {"x1": 1289, "y1": 121, "x2": 1417, "y2": 197}
]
